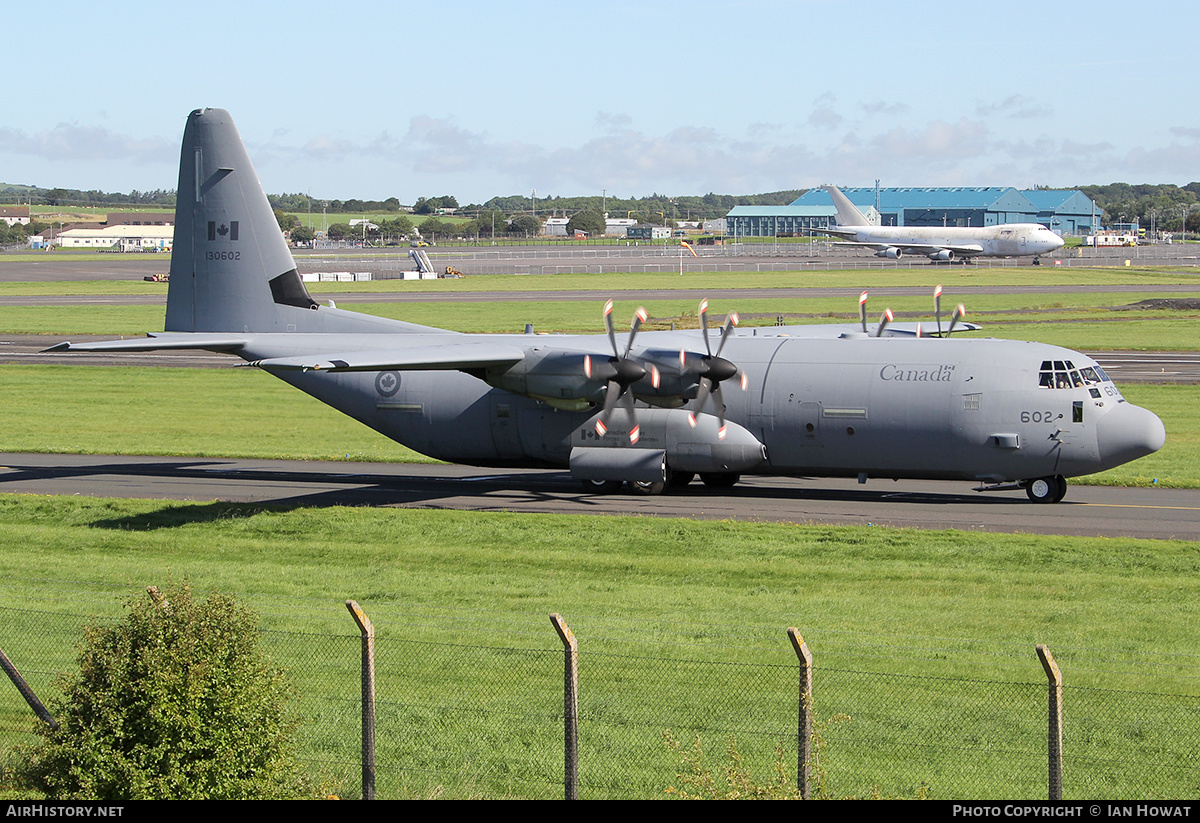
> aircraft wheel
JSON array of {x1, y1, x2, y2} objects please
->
[
  {"x1": 1052, "y1": 474, "x2": 1068, "y2": 503},
  {"x1": 630, "y1": 480, "x2": 666, "y2": 496},
  {"x1": 581, "y1": 478, "x2": 622, "y2": 495},
  {"x1": 1025, "y1": 476, "x2": 1065, "y2": 504},
  {"x1": 699, "y1": 472, "x2": 740, "y2": 489},
  {"x1": 666, "y1": 469, "x2": 694, "y2": 489}
]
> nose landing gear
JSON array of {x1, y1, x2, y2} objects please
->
[{"x1": 1025, "y1": 475, "x2": 1067, "y2": 503}]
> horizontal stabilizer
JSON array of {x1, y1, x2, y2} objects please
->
[
  {"x1": 43, "y1": 334, "x2": 249, "y2": 353},
  {"x1": 245, "y1": 342, "x2": 527, "y2": 372}
]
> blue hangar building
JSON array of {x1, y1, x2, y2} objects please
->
[{"x1": 727, "y1": 187, "x2": 1098, "y2": 237}]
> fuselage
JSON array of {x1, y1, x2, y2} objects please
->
[
  {"x1": 234, "y1": 330, "x2": 1163, "y2": 485},
  {"x1": 845, "y1": 223, "x2": 1066, "y2": 258}
]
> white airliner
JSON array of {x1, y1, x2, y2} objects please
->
[{"x1": 816, "y1": 185, "x2": 1066, "y2": 263}]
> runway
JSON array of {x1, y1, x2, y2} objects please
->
[
  {"x1": 2, "y1": 255, "x2": 1196, "y2": 540},
  {"x1": 1, "y1": 453, "x2": 1196, "y2": 541}
]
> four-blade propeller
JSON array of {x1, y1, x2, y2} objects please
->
[
  {"x1": 585, "y1": 288, "x2": 966, "y2": 444},
  {"x1": 588, "y1": 300, "x2": 650, "y2": 442},
  {"x1": 683, "y1": 299, "x2": 746, "y2": 441}
]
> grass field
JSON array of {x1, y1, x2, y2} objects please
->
[
  {"x1": 2, "y1": 262, "x2": 1197, "y2": 294},
  {"x1": 2, "y1": 263, "x2": 1198, "y2": 798},
  {"x1": 0, "y1": 496, "x2": 1197, "y2": 798},
  {"x1": 6, "y1": 290, "x2": 1200, "y2": 349}
]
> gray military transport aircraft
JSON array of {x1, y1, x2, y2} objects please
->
[{"x1": 48, "y1": 109, "x2": 1165, "y2": 503}]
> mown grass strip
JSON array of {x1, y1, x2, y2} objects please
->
[{"x1": 0, "y1": 497, "x2": 1196, "y2": 798}]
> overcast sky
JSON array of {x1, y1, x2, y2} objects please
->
[{"x1": 3, "y1": 0, "x2": 1195, "y2": 205}]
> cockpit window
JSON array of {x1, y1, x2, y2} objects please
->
[{"x1": 1039, "y1": 361, "x2": 1110, "y2": 390}]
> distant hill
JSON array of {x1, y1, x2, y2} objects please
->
[
  {"x1": 0, "y1": 183, "x2": 174, "y2": 209},
  {"x1": 0, "y1": 183, "x2": 807, "y2": 221}
]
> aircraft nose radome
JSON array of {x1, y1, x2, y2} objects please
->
[{"x1": 1097, "y1": 402, "x2": 1166, "y2": 470}]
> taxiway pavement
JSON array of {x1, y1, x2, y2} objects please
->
[{"x1": 1, "y1": 453, "x2": 1195, "y2": 541}]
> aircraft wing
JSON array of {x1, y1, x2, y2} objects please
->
[
  {"x1": 834, "y1": 240, "x2": 986, "y2": 256},
  {"x1": 244, "y1": 342, "x2": 527, "y2": 372}
]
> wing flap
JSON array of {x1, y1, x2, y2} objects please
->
[{"x1": 245, "y1": 342, "x2": 526, "y2": 372}]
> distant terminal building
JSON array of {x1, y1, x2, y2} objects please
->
[{"x1": 787, "y1": 187, "x2": 1099, "y2": 234}]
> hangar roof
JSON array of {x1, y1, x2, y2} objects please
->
[
  {"x1": 792, "y1": 186, "x2": 1035, "y2": 212},
  {"x1": 1021, "y1": 190, "x2": 1097, "y2": 214},
  {"x1": 727, "y1": 205, "x2": 834, "y2": 217}
]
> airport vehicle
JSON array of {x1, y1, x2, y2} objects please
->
[
  {"x1": 815, "y1": 185, "x2": 1066, "y2": 263},
  {"x1": 48, "y1": 109, "x2": 1163, "y2": 503}
]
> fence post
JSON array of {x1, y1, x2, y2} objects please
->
[
  {"x1": 346, "y1": 600, "x2": 376, "y2": 800},
  {"x1": 1036, "y1": 644, "x2": 1063, "y2": 801},
  {"x1": 787, "y1": 628, "x2": 812, "y2": 799},
  {"x1": 550, "y1": 613, "x2": 578, "y2": 800},
  {"x1": 0, "y1": 647, "x2": 57, "y2": 729}
]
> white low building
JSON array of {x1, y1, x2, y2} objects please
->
[
  {"x1": 0, "y1": 206, "x2": 30, "y2": 227},
  {"x1": 57, "y1": 224, "x2": 174, "y2": 251}
]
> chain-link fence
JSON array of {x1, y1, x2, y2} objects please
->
[{"x1": 2, "y1": 597, "x2": 1197, "y2": 799}]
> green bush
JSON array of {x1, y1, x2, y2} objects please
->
[{"x1": 19, "y1": 583, "x2": 314, "y2": 799}]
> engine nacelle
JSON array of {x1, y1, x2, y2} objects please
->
[
  {"x1": 928, "y1": 249, "x2": 954, "y2": 262},
  {"x1": 875, "y1": 247, "x2": 902, "y2": 259},
  {"x1": 486, "y1": 346, "x2": 704, "y2": 411},
  {"x1": 571, "y1": 408, "x2": 766, "y2": 482},
  {"x1": 485, "y1": 346, "x2": 601, "y2": 409}
]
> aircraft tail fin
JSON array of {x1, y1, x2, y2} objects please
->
[
  {"x1": 820, "y1": 185, "x2": 871, "y2": 227},
  {"x1": 166, "y1": 108, "x2": 322, "y2": 334}
]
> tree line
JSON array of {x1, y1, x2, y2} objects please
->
[
  {"x1": 8, "y1": 181, "x2": 1200, "y2": 233},
  {"x1": 1078, "y1": 183, "x2": 1200, "y2": 232}
]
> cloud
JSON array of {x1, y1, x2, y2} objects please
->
[
  {"x1": 860, "y1": 101, "x2": 910, "y2": 117},
  {"x1": 808, "y1": 106, "x2": 844, "y2": 130},
  {"x1": 975, "y1": 95, "x2": 1053, "y2": 120},
  {"x1": 238, "y1": 111, "x2": 1200, "y2": 200},
  {"x1": 0, "y1": 123, "x2": 172, "y2": 164},
  {"x1": 868, "y1": 119, "x2": 990, "y2": 162},
  {"x1": 596, "y1": 112, "x2": 633, "y2": 131}
]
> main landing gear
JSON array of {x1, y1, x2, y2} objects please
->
[
  {"x1": 580, "y1": 470, "x2": 741, "y2": 496},
  {"x1": 1024, "y1": 475, "x2": 1067, "y2": 504}
]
